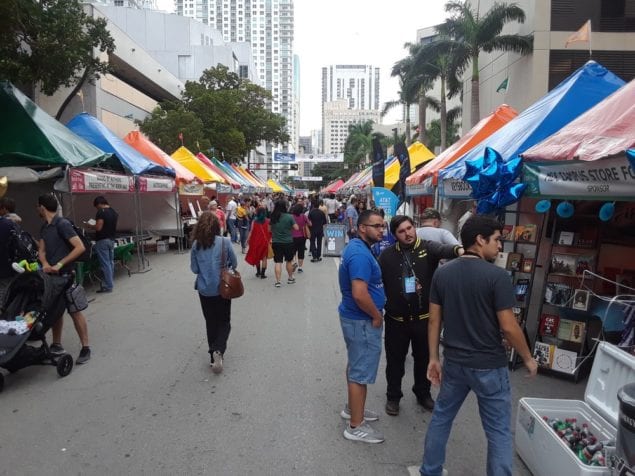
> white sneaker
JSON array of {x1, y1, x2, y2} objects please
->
[
  {"x1": 211, "y1": 351, "x2": 223, "y2": 374},
  {"x1": 343, "y1": 420, "x2": 384, "y2": 443},
  {"x1": 340, "y1": 404, "x2": 379, "y2": 422}
]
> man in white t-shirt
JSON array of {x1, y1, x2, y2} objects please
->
[
  {"x1": 416, "y1": 208, "x2": 459, "y2": 245},
  {"x1": 324, "y1": 193, "x2": 340, "y2": 222},
  {"x1": 225, "y1": 196, "x2": 238, "y2": 243}
]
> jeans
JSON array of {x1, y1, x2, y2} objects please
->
[
  {"x1": 420, "y1": 360, "x2": 512, "y2": 476},
  {"x1": 238, "y1": 223, "x2": 248, "y2": 250},
  {"x1": 384, "y1": 316, "x2": 431, "y2": 402},
  {"x1": 227, "y1": 218, "x2": 238, "y2": 243},
  {"x1": 199, "y1": 294, "x2": 232, "y2": 355},
  {"x1": 309, "y1": 232, "x2": 323, "y2": 259},
  {"x1": 94, "y1": 238, "x2": 115, "y2": 290}
]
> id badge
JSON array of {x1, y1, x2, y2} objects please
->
[{"x1": 404, "y1": 276, "x2": 416, "y2": 294}]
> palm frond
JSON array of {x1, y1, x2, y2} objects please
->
[
  {"x1": 478, "y1": 3, "x2": 527, "y2": 43},
  {"x1": 446, "y1": 106, "x2": 462, "y2": 124},
  {"x1": 482, "y1": 34, "x2": 533, "y2": 54},
  {"x1": 381, "y1": 100, "x2": 402, "y2": 118}
]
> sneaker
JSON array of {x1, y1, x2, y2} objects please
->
[
  {"x1": 260, "y1": 272, "x2": 267, "y2": 279},
  {"x1": 317, "y1": 257, "x2": 322, "y2": 261},
  {"x1": 274, "y1": 281, "x2": 281, "y2": 288},
  {"x1": 96, "y1": 288, "x2": 112, "y2": 294},
  {"x1": 211, "y1": 351, "x2": 223, "y2": 374},
  {"x1": 417, "y1": 395, "x2": 435, "y2": 411},
  {"x1": 385, "y1": 400, "x2": 400, "y2": 416},
  {"x1": 297, "y1": 268, "x2": 303, "y2": 273},
  {"x1": 343, "y1": 420, "x2": 385, "y2": 444},
  {"x1": 49, "y1": 343, "x2": 66, "y2": 355},
  {"x1": 287, "y1": 278, "x2": 296, "y2": 284},
  {"x1": 76, "y1": 347, "x2": 91, "y2": 364},
  {"x1": 11, "y1": 262, "x2": 26, "y2": 274},
  {"x1": 256, "y1": 271, "x2": 261, "y2": 277},
  {"x1": 310, "y1": 258, "x2": 318, "y2": 263},
  {"x1": 340, "y1": 404, "x2": 379, "y2": 422}
]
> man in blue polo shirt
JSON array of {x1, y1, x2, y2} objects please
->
[{"x1": 338, "y1": 209, "x2": 386, "y2": 444}]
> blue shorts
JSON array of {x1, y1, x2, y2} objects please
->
[{"x1": 340, "y1": 315, "x2": 383, "y2": 385}]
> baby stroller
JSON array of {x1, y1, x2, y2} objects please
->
[{"x1": 0, "y1": 271, "x2": 74, "y2": 392}]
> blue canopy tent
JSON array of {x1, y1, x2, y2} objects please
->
[
  {"x1": 66, "y1": 113, "x2": 180, "y2": 268},
  {"x1": 439, "y1": 61, "x2": 625, "y2": 186}
]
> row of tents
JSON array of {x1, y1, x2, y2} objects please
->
[
  {"x1": 0, "y1": 81, "x2": 293, "y2": 247},
  {"x1": 330, "y1": 61, "x2": 635, "y2": 208}
]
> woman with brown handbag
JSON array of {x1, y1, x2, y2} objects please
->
[
  {"x1": 245, "y1": 206, "x2": 271, "y2": 279},
  {"x1": 190, "y1": 212, "x2": 237, "y2": 374},
  {"x1": 291, "y1": 203, "x2": 311, "y2": 274}
]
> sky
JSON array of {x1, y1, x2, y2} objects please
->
[
  {"x1": 156, "y1": 0, "x2": 450, "y2": 135},
  {"x1": 294, "y1": 0, "x2": 448, "y2": 135}
]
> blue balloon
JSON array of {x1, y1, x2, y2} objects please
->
[
  {"x1": 497, "y1": 183, "x2": 527, "y2": 208},
  {"x1": 464, "y1": 157, "x2": 484, "y2": 180},
  {"x1": 476, "y1": 199, "x2": 496, "y2": 215},
  {"x1": 500, "y1": 157, "x2": 523, "y2": 185},
  {"x1": 599, "y1": 202, "x2": 615, "y2": 221},
  {"x1": 556, "y1": 201, "x2": 574, "y2": 219},
  {"x1": 478, "y1": 162, "x2": 500, "y2": 194},
  {"x1": 483, "y1": 147, "x2": 502, "y2": 168},
  {"x1": 535, "y1": 199, "x2": 552, "y2": 213}
]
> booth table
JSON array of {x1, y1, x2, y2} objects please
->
[{"x1": 75, "y1": 242, "x2": 135, "y2": 286}]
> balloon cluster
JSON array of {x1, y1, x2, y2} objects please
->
[{"x1": 463, "y1": 147, "x2": 526, "y2": 214}]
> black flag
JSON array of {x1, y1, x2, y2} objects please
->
[
  {"x1": 371, "y1": 137, "x2": 385, "y2": 188},
  {"x1": 394, "y1": 141, "x2": 411, "y2": 204}
]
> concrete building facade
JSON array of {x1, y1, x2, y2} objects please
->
[
  {"x1": 323, "y1": 100, "x2": 381, "y2": 154},
  {"x1": 175, "y1": 0, "x2": 296, "y2": 150}
]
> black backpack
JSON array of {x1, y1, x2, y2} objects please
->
[
  {"x1": 56, "y1": 219, "x2": 93, "y2": 262},
  {"x1": 5, "y1": 219, "x2": 39, "y2": 265}
]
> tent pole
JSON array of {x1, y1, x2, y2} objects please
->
[
  {"x1": 132, "y1": 176, "x2": 151, "y2": 274},
  {"x1": 175, "y1": 189, "x2": 185, "y2": 254}
]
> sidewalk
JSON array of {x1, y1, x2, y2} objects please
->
[{"x1": 0, "y1": 247, "x2": 585, "y2": 475}]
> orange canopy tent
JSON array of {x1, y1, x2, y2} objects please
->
[
  {"x1": 124, "y1": 131, "x2": 198, "y2": 184},
  {"x1": 406, "y1": 105, "x2": 518, "y2": 186}
]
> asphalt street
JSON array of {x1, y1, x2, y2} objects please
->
[{"x1": 0, "y1": 247, "x2": 585, "y2": 475}]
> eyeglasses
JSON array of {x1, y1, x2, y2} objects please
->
[{"x1": 361, "y1": 223, "x2": 386, "y2": 229}]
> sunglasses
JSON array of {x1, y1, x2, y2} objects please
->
[{"x1": 361, "y1": 223, "x2": 386, "y2": 229}]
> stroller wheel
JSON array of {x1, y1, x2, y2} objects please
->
[{"x1": 56, "y1": 354, "x2": 73, "y2": 377}]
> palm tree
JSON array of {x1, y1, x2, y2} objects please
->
[
  {"x1": 425, "y1": 106, "x2": 463, "y2": 151},
  {"x1": 428, "y1": 1, "x2": 532, "y2": 127},
  {"x1": 343, "y1": 120, "x2": 377, "y2": 172}
]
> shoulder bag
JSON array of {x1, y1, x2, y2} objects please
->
[
  {"x1": 302, "y1": 216, "x2": 311, "y2": 239},
  {"x1": 219, "y1": 237, "x2": 244, "y2": 299}
]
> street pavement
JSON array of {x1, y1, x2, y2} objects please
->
[{"x1": 0, "y1": 246, "x2": 585, "y2": 475}]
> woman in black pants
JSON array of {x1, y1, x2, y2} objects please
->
[
  {"x1": 308, "y1": 198, "x2": 328, "y2": 261},
  {"x1": 190, "y1": 212, "x2": 237, "y2": 374}
]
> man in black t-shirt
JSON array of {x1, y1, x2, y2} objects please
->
[
  {"x1": 308, "y1": 199, "x2": 327, "y2": 262},
  {"x1": 419, "y1": 215, "x2": 537, "y2": 476},
  {"x1": 88, "y1": 196, "x2": 118, "y2": 293},
  {"x1": 0, "y1": 215, "x2": 15, "y2": 308}
]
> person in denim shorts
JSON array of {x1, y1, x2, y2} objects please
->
[
  {"x1": 37, "y1": 194, "x2": 91, "y2": 364},
  {"x1": 338, "y1": 209, "x2": 387, "y2": 444}
]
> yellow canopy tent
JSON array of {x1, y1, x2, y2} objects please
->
[
  {"x1": 381, "y1": 141, "x2": 435, "y2": 189},
  {"x1": 171, "y1": 146, "x2": 226, "y2": 183},
  {"x1": 267, "y1": 178, "x2": 284, "y2": 192}
]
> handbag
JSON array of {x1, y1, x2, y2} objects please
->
[
  {"x1": 303, "y1": 217, "x2": 311, "y2": 239},
  {"x1": 267, "y1": 242, "x2": 274, "y2": 259},
  {"x1": 219, "y1": 238, "x2": 244, "y2": 299}
]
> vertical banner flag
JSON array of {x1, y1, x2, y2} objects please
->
[
  {"x1": 394, "y1": 141, "x2": 411, "y2": 205},
  {"x1": 371, "y1": 137, "x2": 385, "y2": 188}
]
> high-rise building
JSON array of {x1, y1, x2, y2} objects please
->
[
  {"x1": 321, "y1": 65, "x2": 380, "y2": 154},
  {"x1": 175, "y1": 0, "x2": 295, "y2": 152}
]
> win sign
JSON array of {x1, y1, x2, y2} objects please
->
[{"x1": 323, "y1": 224, "x2": 346, "y2": 257}]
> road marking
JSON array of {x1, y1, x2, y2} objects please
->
[{"x1": 333, "y1": 257, "x2": 340, "y2": 269}]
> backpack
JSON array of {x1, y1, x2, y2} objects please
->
[
  {"x1": 6, "y1": 219, "x2": 39, "y2": 265},
  {"x1": 57, "y1": 219, "x2": 93, "y2": 262}
]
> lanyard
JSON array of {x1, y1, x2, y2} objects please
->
[{"x1": 463, "y1": 250, "x2": 482, "y2": 259}]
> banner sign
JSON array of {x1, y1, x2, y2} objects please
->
[
  {"x1": 439, "y1": 178, "x2": 473, "y2": 198},
  {"x1": 323, "y1": 224, "x2": 347, "y2": 257},
  {"x1": 296, "y1": 153, "x2": 344, "y2": 163},
  {"x1": 179, "y1": 182, "x2": 204, "y2": 196},
  {"x1": 405, "y1": 177, "x2": 435, "y2": 197},
  {"x1": 293, "y1": 176, "x2": 323, "y2": 181},
  {"x1": 371, "y1": 138, "x2": 385, "y2": 188},
  {"x1": 524, "y1": 155, "x2": 635, "y2": 199},
  {"x1": 371, "y1": 187, "x2": 399, "y2": 222},
  {"x1": 70, "y1": 169, "x2": 134, "y2": 193},
  {"x1": 138, "y1": 176, "x2": 176, "y2": 193},
  {"x1": 273, "y1": 152, "x2": 296, "y2": 162}
]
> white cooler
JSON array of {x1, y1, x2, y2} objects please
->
[{"x1": 515, "y1": 342, "x2": 635, "y2": 476}]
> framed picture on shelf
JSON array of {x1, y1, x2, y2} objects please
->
[
  {"x1": 545, "y1": 282, "x2": 573, "y2": 307},
  {"x1": 522, "y1": 258, "x2": 534, "y2": 273},
  {"x1": 557, "y1": 231, "x2": 575, "y2": 246},
  {"x1": 515, "y1": 224, "x2": 537, "y2": 242},
  {"x1": 501, "y1": 225, "x2": 514, "y2": 241},
  {"x1": 569, "y1": 321, "x2": 586, "y2": 343},
  {"x1": 494, "y1": 252, "x2": 509, "y2": 269},
  {"x1": 575, "y1": 254, "x2": 595, "y2": 275},
  {"x1": 539, "y1": 313, "x2": 560, "y2": 337},
  {"x1": 551, "y1": 253, "x2": 577, "y2": 275},
  {"x1": 515, "y1": 278, "x2": 530, "y2": 301},
  {"x1": 573, "y1": 226, "x2": 597, "y2": 248},
  {"x1": 552, "y1": 347, "x2": 577, "y2": 374},
  {"x1": 533, "y1": 342, "x2": 554, "y2": 368},
  {"x1": 507, "y1": 253, "x2": 523, "y2": 272},
  {"x1": 572, "y1": 289, "x2": 590, "y2": 311}
]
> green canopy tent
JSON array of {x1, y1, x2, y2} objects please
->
[{"x1": 0, "y1": 81, "x2": 113, "y2": 167}]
